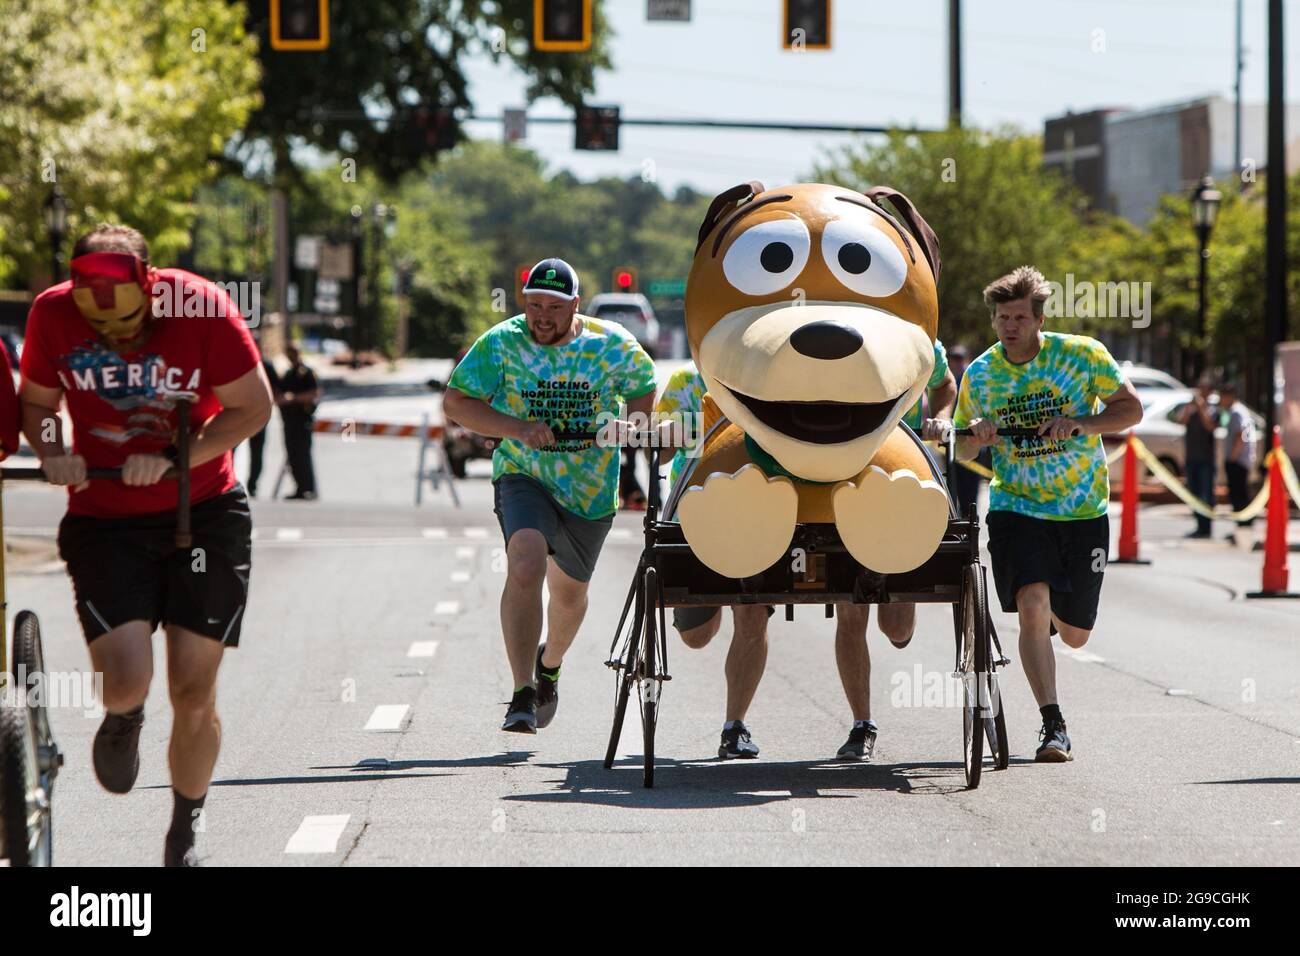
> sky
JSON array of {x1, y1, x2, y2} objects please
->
[{"x1": 458, "y1": 0, "x2": 1299, "y2": 193}]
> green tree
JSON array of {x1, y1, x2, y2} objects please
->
[
  {"x1": 813, "y1": 127, "x2": 1088, "y2": 350},
  {"x1": 0, "y1": 0, "x2": 261, "y2": 285}
]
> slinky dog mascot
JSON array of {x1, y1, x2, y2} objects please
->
[{"x1": 675, "y1": 182, "x2": 951, "y2": 579}]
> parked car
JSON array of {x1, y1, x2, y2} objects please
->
[
  {"x1": 1103, "y1": 389, "x2": 1264, "y2": 487},
  {"x1": 1119, "y1": 362, "x2": 1185, "y2": 391},
  {"x1": 587, "y1": 293, "x2": 660, "y2": 356}
]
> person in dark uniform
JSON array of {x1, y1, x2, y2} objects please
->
[
  {"x1": 246, "y1": 342, "x2": 281, "y2": 497},
  {"x1": 278, "y1": 344, "x2": 320, "y2": 500}
]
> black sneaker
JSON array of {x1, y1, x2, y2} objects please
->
[
  {"x1": 535, "y1": 644, "x2": 559, "y2": 729},
  {"x1": 502, "y1": 686, "x2": 538, "y2": 734},
  {"x1": 93, "y1": 706, "x2": 144, "y2": 794},
  {"x1": 836, "y1": 721, "x2": 878, "y2": 761},
  {"x1": 718, "y1": 722, "x2": 760, "y2": 759},
  {"x1": 1035, "y1": 718, "x2": 1073, "y2": 762}
]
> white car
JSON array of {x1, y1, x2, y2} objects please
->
[
  {"x1": 587, "y1": 293, "x2": 661, "y2": 355},
  {"x1": 1120, "y1": 362, "x2": 1185, "y2": 391}
]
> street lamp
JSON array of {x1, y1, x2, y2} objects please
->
[
  {"x1": 1189, "y1": 176, "x2": 1222, "y2": 379},
  {"x1": 43, "y1": 185, "x2": 70, "y2": 284}
]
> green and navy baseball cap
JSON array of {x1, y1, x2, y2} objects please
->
[{"x1": 523, "y1": 258, "x2": 580, "y2": 301}]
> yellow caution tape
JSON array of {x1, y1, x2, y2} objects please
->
[
  {"x1": 1128, "y1": 435, "x2": 1272, "y2": 521},
  {"x1": 1277, "y1": 449, "x2": 1300, "y2": 512}
]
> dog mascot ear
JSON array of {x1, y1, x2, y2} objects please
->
[
  {"x1": 864, "y1": 186, "x2": 942, "y2": 283},
  {"x1": 696, "y1": 181, "x2": 766, "y2": 252}
]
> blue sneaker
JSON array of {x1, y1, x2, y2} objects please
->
[
  {"x1": 502, "y1": 687, "x2": 537, "y2": 734},
  {"x1": 1035, "y1": 718, "x2": 1072, "y2": 762},
  {"x1": 718, "y1": 722, "x2": 760, "y2": 759}
]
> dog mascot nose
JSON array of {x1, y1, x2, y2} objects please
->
[{"x1": 789, "y1": 320, "x2": 863, "y2": 360}]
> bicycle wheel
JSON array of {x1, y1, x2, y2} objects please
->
[
  {"x1": 638, "y1": 568, "x2": 660, "y2": 789},
  {"x1": 12, "y1": 611, "x2": 58, "y2": 862},
  {"x1": 0, "y1": 702, "x2": 45, "y2": 866},
  {"x1": 960, "y1": 562, "x2": 987, "y2": 789},
  {"x1": 986, "y1": 669, "x2": 1010, "y2": 771},
  {"x1": 603, "y1": 573, "x2": 644, "y2": 770}
]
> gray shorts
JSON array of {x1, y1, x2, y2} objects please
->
[{"x1": 493, "y1": 474, "x2": 614, "y2": 583}]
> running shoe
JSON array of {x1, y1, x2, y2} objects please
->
[
  {"x1": 502, "y1": 686, "x2": 538, "y2": 734},
  {"x1": 718, "y1": 722, "x2": 760, "y2": 759},
  {"x1": 1035, "y1": 717, "x2": 1073, "y2": 762},
  {"x1": 93, "y1": 706, "x2": 144, "y2": 794},
  {"x1": 836, "y1": 721, "x2": 878, "y2": 761},
  {"x1": 535, "y1": 643, "x2": 560, "y2": 729}
]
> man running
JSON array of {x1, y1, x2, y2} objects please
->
[
  {"x1": 442, "y1": 258, "x2": 657, "y2": 733},
  {"x1": 953, "y1": 266, "x2": 1142, "y2": 762},
  {"x1": 656, "y1": 360, "x2": 770, "y2": 758},
  {"x1": 19, "y1": 224, "x2": 272, "y2": 865},
  {"x1": 831, "y1": 339, "x2": 958, "y2": 761}
]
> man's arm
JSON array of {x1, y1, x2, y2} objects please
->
[
  {"x1": 20, "y1": 380, "x2": 91, "y2": 488},
  {"x1": 1039, "y1": 379, "x2": 1143, "y2": 440},
  {"x1": 442, "y1": 386, "x2": 555, "y2": 449},
  {"x1": 920, "y1": 370, "x2": 958, "y2": 440},
  {"x1": 189, "y1": 364, "x2": 274, "y2": 467}
]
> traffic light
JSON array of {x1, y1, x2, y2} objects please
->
[
  {"x1": 271, "y1": 0, "x2": 329, "y2": 51},
  {"x1": 783, "y1": 0, "x2": 830, "y2": 50},
  {"x1": 515, "y1": 263, "x2": 532, "y2": 308},
  {"x1": 575, "y1": 105, "x2": 620, "y2": 151},
  {"x1": 535, "y1": 0, "x2": 592, "y2": 52},
  {"x1": 612, "y1": 267, "x2": 638, "y2": 293},
  {"x1": 408, "y1": 107, "x2": 458, "y2": 157}
]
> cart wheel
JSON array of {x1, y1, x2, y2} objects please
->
[
  {"x1": 985, "y1": 669, "x2": 1010, "y2": 771},
  {"x1": 0, "y1": 702, "x2": 47, "y2": 866},
  {"x1": 638, "y1": 568, "x2": 661, "y2": 789},
  {"x1": 959, "y1": 563, "x2": 988, "y2": 789},
  {"x1": 603, "y1": 576, "x2": 644, "y2": 770},
  {"x1": 12, "y1": 611, "x2": 58, "y2": 861}
]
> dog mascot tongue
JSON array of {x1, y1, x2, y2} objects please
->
[{"x1": 675, "y1": 182, "x2": 951, "y2": 579}]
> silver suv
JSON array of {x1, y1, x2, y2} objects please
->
[{"x1": 587, "y1": 293, "x2": 660, "y2": 355}]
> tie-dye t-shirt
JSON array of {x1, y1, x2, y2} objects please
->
[
  {"x1": 902, "y1": 339, "x2": 950, "y2": 431},
  {"x1": 953, "y1": 332, "x2": 1125, "y2": 520},
  {"x1": 449, "y1": 314, "x2": 657, "y2": 520},
  {"x1": 654, "y1": 361, "x2": 706, "y2": 488}
]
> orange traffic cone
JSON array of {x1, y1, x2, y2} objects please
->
[
  {"x1": 1247, "y1": 427, "x2": 1298, "y2": 599},
  {"x1": 1112, "y1": 432, "x2": 1150, "y2": 565}
]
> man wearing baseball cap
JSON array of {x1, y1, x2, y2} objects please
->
[{"x1": 443, "y1": 258, "x2": 658, "y2": 733}]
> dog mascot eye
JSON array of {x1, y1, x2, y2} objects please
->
[
  {"x1": 820, "y1": 218, "x2": 908, "y2": 298},
  {"x1": 721, "y1": 219, "x2": 811, "y2": 295}
]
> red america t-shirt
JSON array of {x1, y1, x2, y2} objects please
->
[
  {"x1": 20, "y1": 268, "x2": 260, "y2": 517},
  {"x1": 0, "y1": 346, "x2": 18, "y2": 458}
]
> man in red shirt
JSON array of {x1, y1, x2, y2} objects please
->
[{"x1": 19, "y1": 224, "x2": 272, "y2": 866}]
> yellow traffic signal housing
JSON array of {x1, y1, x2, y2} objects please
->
[
  {"x1": 535, "y1": 0, "x2": 592, "y2": 52},
  {"x1": 271, "y1": 0, "x2": 329, "y2": 51}
]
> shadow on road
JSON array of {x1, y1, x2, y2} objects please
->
[{"x1": 501, "y1": 756, "x2": 996, "y2": 808}]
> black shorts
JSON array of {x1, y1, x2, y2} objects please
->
[
  {"x1": 986, "y1": 510, "x2": 1109, "y2": 631},
  {"x1": 57, "y1": 487, "x2": 253, "y2": 646}
]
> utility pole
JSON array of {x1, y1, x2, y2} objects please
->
[
  {"x1": 948, "y1": 0, "x2": 962, "y2": 128},
  {"x1": 1234, "y1": 0, "x2": 1243, "y2": 182},
  {"x1": 1263, "y1": 0, "x2": 1288, "y2": 438}
]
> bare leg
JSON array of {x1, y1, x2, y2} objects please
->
[
  {"x1": 164, "y1": 627, "x2": 225, "y2": 799},
  {"x1": 540, "y1": 558, "x2": 590, "y2": 667},
  {"x1": 501, "y1": 530, "x2": 548, "y2": 689},
  {"x1": 1017, "y1": 582, "x2": 1057, "y2": 708},
  {"x1": 88, "y1": 621, "x2": 154, "y2": 714},
  {"x1": 724, "y1": 605, "x2": 769, "y2": 723},
  {"x1": 835, "y1": 604, "x2": 871, "y2": 722}
]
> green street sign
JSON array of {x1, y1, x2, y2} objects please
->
[{"x1": 648, "y1": 278, "x2": 687, "y2": 297}]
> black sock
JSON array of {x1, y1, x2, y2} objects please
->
[
  {"x1": 167, "y1": 790, "x2": 206, "y2": 847},
  {"x1": 539, "y1": 658, "x2": 561, "y2": 681},
  {"x1": 1040, "y1": 704, "x2": 1063, "y2": 725}
]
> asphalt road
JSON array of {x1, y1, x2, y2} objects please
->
[{"x1": 5, "y1": 376, "x2": 1299, "y2": 866}]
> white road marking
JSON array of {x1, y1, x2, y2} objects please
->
[
  {"x1": 455, "y1": 546, "x2": 476, "y2": 559},
  {"x1": 276, "y1": 527, "x2": 303, "y2": 541},
  {"x1": 408, "y1": 641, "x2": 439, "y2": 658},
  {"x1": 450, "y1": 571, "x2": 471, "y2": 583},
  {"x1": 463, "y1": 527, "x2": 489, "y2": 539},
  {"x1": 435, "y1": 600, "x2": 460, "y2": 615},
  {"x1": 284, "y1": 815, "x2": 350, "y2": 854},
  {"x1": 250, "y1": 527, "x2": 260, "y2": 540},
  {"x1": 608, "y1": 528, "x2": 632, "y2": 540},
  {"x1": 422, "y1": 527, "x2": 448, "y2": 539},
  {"x1": 1166, "y1": 688, "x2": 1194, "y2": 697},
  {"x1": 365, "y1": 704, "x2": 410, "y2": 731},
  {"x1": 1056, "y1": 649, "x2": 1106, "y2": 663}
]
